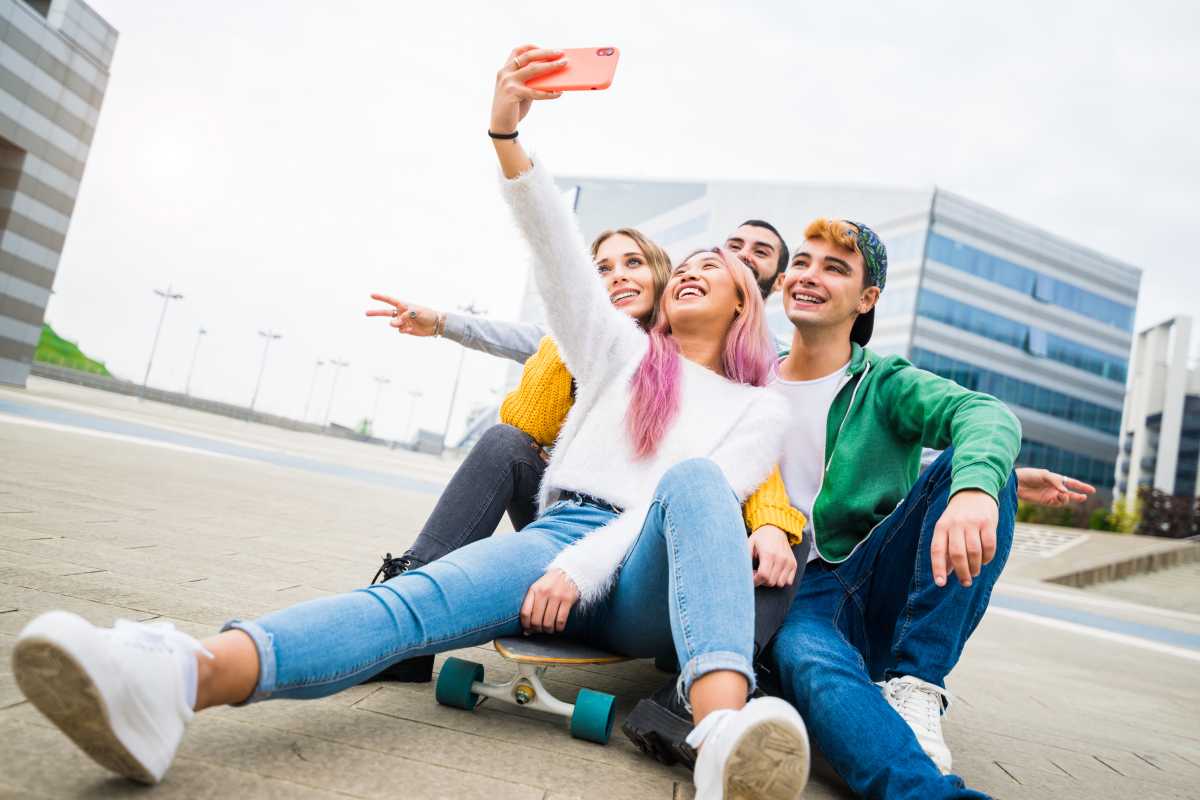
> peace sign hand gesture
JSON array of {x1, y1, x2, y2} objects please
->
[{"x1": 365, "y1": 293, "x2": 440, "y2": 337}]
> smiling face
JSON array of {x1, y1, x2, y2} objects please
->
[
  {"x1": 725, "y1": 223, "x2": 786, "y2": 298},
  {"x1": 594, "y1": 233, "x2": 658, "y2": 323},
  {"x1": 661, "y1": 249, "x2": 744, "y2": 333},
  {"x1": 782, "y1": 236, "x2": 879, "y2": 335}
]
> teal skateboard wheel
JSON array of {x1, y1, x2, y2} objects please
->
[
  {"x1": 569, "y1": 688, "x2": 616, "y2": 744},
  {"x1": 435, "y1": 657, "x2": 484, "y2": 710}
]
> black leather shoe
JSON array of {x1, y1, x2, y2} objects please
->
[
  {"x1": 361, "y1": 553, "x2": 435, "y2": 683},
  {"x1": 621, "y1": 676, "x2": 696, "y2": 768}
]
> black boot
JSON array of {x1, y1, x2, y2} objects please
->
[
  {"x1": 621, "y1": 676, "x2": 696, "y2": 768},
  {"x1": 361, "y1": 553, "x2": 435, "y2": 683}
]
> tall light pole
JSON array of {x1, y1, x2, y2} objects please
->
[
  {"x1": 140, "y1": 284, "x2": 184, "y2": 396},
  {"x1": 323, "y1": 358, "x2": 350, "y2": 426},
  {"x1": 406, "y1": 389, "x2": 423, "y2": 443},
  {"x1": 371, "y1": 376, "x2": 391, "y2": 435},
  {"x1": 442, "y1": 302, "x2": 486, "y2": 448},
  {"x1": 302, "y1": 359, "x2": 324, "y2": 421},
  {"x1": 249, "y1": 329, "x2": 282, "y2": 412},
  {"x1": 183, "y1": 326, "x2": 206, "y2": 396}
]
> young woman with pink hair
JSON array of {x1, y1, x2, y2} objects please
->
[{"x1": 11, "y1": 45, "x2": 811, "y2": 800}]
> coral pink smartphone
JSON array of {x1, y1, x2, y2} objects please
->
[{"x1": 526, "y1": 47, "x2": 620, "y2": 92}]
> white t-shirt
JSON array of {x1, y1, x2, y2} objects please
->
[{"x1": 769, "y1": 360, "x2": 852, "y2": 562}]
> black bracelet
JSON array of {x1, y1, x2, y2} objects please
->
[{"x1": 488, "y1": 129, "x2": 519, "y2": 140}]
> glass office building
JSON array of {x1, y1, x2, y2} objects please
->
[
  {"x1": 0, "y1": 0, "x2": 116, "y2": 387},
  {"x1": 513, "y1": 175, "x2": 1141, "y2": 490},
  {"x1": 1116, "y1": 316, "x2": 1200, "y2": 510}
]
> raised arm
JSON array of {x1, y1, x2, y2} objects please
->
[{"x1": 489, "y1": 46, "x2": 644, "y2": 385}]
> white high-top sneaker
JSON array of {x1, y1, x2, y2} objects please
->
[
  {"x1": 686, "y1": 696, "x2": 810, "y2": 800},
  {"x1": 12, "y1": 611, "x2": 212, "y2": 784},
  {"x1": 878, "y1": 675, "x2": 953, "y2": 775}
]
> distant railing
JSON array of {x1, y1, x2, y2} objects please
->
[{"x1": 29, "y1": 362, "x2": 390, "y2": 446}]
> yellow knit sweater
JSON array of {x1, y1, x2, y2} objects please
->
[{"x1": 500, "y1": 337, "x2": 806, "y2": 544}]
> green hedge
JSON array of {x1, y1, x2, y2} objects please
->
[{"x1": 35, "y1": 324, "x2": 110, "y2": 376}]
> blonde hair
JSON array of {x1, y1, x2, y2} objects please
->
[{"x1": 591, "y1": 228, "x2": 671, "y2": 328}]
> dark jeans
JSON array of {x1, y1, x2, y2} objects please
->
[
  {"x1": 765, "y1": 448, "x2": 1017, "y2": 799},
  {"x1": 403, "y1": 424, "x2": 546, "y2": 567},
  {"x1": 402, "y1": 422, "x2": 806, "y2": 660}
]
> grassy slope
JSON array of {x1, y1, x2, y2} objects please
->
[{"x1": 35, "y1": 324, "x2": 111, "y2": 376}]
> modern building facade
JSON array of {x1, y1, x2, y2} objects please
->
[
  {"x1": 511, "y1": 175, "x2": 1141, "y2": 489},
  {"x1": 1116, "y1": 316, "x2": 1199, "y2": 510},
  {"x1": 0, "y1": 0, "x2": 116, "y2": 387}
]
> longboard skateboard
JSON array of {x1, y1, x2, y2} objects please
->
[{"x1": 434, "y1": 636, "x2": 629, "y2": 744}]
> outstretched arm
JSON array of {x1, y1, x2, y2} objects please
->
[
  {"x1": 366, "y1": 294, "x2": 546, "y2": 364},
  {"x1": 490, "y1": 46, "x2": 644, "y2": 385}
]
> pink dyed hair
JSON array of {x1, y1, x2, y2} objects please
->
[{"x1": 626, "y1": 246, "x2": 776, "y2": 459}]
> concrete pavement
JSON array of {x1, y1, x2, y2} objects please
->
[{"x1": 2, "y1": 379, "x2": 1198, "y2": 799}]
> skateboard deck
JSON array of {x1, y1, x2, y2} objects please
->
[{"x1": 493, "y1": 636, "x2": 630, "y2": 665}]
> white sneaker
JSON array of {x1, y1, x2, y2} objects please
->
[
  {"x1": 686, "y1": 696, "x2": 810, "y2": 800},
  {"x1": 12, "y1": 611, "x2": 211, "y2": 784},
  {"x1": 878, "y1": 675, "x2": 953, "y2": 775}
]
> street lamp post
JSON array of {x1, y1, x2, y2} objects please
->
[
  {"x1": 302, "y1": 359, "x2": 325, "y2": 421},
  {"x1": 371, "y1": 376, "x2": 391, "y2": 436},
  {"x1": 140, "y1": 284, "x2": 184, "y2": 396},
  {"x1": 406, "y1": 389, "x2": 423, "y2": 443},
  {"x1": 323, "y1": 358, "x2": 350, "y2": 426},
  {"x1": 441, "y1": 302, "x2": 486, "y2": 449},
  {"x1": 249, "y1": 329, "x2": 282, "y2": 412},
  {"x1": 183, "y1": 326, "x2": 206, "y2": 396}
]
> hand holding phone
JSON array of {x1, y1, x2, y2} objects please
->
[{"x1": 525, "y1": 47, "x2": 620, "y2": 92}]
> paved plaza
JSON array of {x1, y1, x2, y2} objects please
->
[{"x1": 1, "y1": 379, "x2": 1198, "y2": 799}]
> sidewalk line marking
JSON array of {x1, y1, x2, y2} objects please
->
[
  {"x1": 989, "y1": 607, "x2": 1200, "y2": 663},
  {"x1": 999, "y1": 582, "x2": 1200, "y2": 625},
  {"x1": 0, "y1": 412, "x2": 250, "y2": 463}
]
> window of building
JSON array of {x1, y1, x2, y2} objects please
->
[
  {"x1": 915, "y1": 290, "x2": 1128, "y2": 383},
  {"x1": 884, "y1": 231, "x2": 926, "y2": 263},
  {"x1": 910, "y1": 348, "x2": 1122, "y2": 436},
  {"x1": 1175, "y1": 396, "x2": 1200, "y2": 498},
  {"x1": 22, "y1": 1, "x2": 51, "y2": 18},
  {"x1": 925, "y1": 233, "x2": 1134, "y2": 332},
  {"x1": 1018, "y1": 439, "x2": 1116, "y2": 489}
]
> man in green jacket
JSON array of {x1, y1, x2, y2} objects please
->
[{"x1": 765, "y1": 218, "x2": 1019, "y2": 799}]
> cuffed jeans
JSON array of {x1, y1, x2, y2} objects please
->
[
  {"x1": 766, "y1": 449, "x2": 1017, "y2": 799},
  {"x1": 226, "y1": 459, "x2": 756, "y2": 702}
]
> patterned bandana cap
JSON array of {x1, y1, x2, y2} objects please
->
[{"x1": 843, "y1": 219, "x2": 888, "y2": 292}]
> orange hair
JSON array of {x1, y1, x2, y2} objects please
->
[{"x1": 803, "y1": 218, "x2": 861, "y2": 256}]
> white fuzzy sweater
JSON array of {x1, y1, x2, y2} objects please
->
[{"x1": 501, "y1": 160, "x2": 789, "y2": 606}]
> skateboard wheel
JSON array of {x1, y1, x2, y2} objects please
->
[
  {"x1": 569, "y1": 688, "x2": 616, "y2": 744},
  {"x1": 435, "y1": 657, "x2": 483, "y2": 710}
]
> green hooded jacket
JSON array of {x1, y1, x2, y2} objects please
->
[{"x1": 805, "y1": 343, "x2": 1022, "y2": 562}]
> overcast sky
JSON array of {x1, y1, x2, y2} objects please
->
[{"x1": 44, "y1": 0, "x2": 1200, "y2": 442}]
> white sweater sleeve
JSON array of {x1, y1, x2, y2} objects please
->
[
  {"x1": 499, "y1": 159, "x2": 645, "y2": 387},
  {"x1": 549, "y1": 506, "x2": 648, "y2": 608}
]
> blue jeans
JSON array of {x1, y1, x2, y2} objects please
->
[
  {"x1": 766, "y1": 449, "x2": 1017, "y2": 800},
  {"x1": 226, "y1": 459, "x2": 756, "y2": 702}
]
